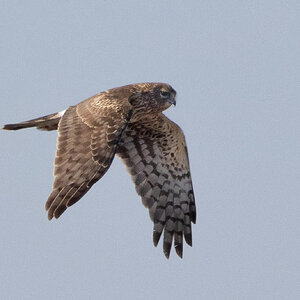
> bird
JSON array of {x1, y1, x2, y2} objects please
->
[{"x1": 3, "y1": 82, "x2": 196, "y2": 258}]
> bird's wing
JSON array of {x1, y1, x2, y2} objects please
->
[
  {"x1": 117, "y1": 114, "x2": 196, "y2": 258},
  {"x1": 46, "y1": 96, "x2": 132, "y2": 220}
]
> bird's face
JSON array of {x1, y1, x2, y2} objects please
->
[
  {"x1": 155, "y1": 84, "x2": 177, "y2": 110},
  {"x1": 129, "y1": 83, "x2": 177, "y2": 115}
]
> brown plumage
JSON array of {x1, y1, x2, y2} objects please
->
[{"x1": 3, "y1": 82, "x2": 196, "y2": 258}]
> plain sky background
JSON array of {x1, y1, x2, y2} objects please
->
[{"x1": 1, "y1": 1, "x2": 299, "y2": 299}]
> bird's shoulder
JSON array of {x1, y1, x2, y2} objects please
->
[{"x1": 73, "y1": 89, "x2": 132, "y2": 128}]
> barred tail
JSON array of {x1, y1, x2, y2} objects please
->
[{"x1": 2, "y1": 110, "x2": 65, "y2": 131}]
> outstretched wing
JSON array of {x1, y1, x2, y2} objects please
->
[
  {"x1": 117, "y1": 114, "x2": 196, "y2": 258},
  {"x1": 46, "y1": 96, "x2": 131, "y2": 220}
]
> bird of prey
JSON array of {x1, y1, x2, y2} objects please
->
[{"x1": 3, "y1": 82, "x2": 196, "y2": 258}]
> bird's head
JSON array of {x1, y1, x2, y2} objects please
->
[{"x1": 128, "y1": 83, "x2": 176, "y2": 116}]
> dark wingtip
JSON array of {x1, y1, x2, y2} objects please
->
[
  {"x1": 2, "y1": 124, "x2": 15, "y2": 130},
  {"x1": 163, "y1": 241, "x2": 172, "y2": 259},
  {"x1": 175, "y1": 240, "x2": 183, "y2": 258},
  {"x1": 191, "y1": 211, "x2": 196, "y2": 224},
  {"x1": 164, "y1": 250, "x2": 170, "y2": 259},
  {"x1": 175, "y1": 247, "x2": 183, "y2": 258},
  {"x1": 54, "y1": 206, "x2": 67, "y2": 219},
  {"x1": 2, "y1": 123, "x2": 29, "y2": 131},
  {"x1": 184, "y1": 233, "x2": 193, "y2": 247},
  {"x1": 153, "y1": 230, "x2": 162, "y2": 247}
]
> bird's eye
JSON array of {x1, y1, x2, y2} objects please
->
[{"x1": 160, "y1": 91, "x2": 170, "y2": 97}]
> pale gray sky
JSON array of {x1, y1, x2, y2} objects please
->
[{"x1": 1, "y1": 1, "x2": 300, "y2": 299}]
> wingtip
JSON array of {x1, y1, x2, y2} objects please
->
[
  {"x1": 153, "y1": 230, "x2": 162, "y2": 247},
  {"x1": 175, "y1": 249, "x2": 183, "y2": 258},
  {"x1": 175, "y1": 244, "x2": 183, "y2": 258},
  {"x1": 185, "y1": 237, "x2": 193, "y2": 247},
  {"x1": 2, "y1": 124, "x2": 11, "y2": 130},
  {"x1": 2, "y1": 123, "x2": 26, "y2": 131},
  {"x1": 47, "y1": 208, "x2": 54, "y2": 220},
  {"x1": 164, "y1": 250, "x2": 170, "y2": 259},
  {"x1": 163, "y1": 241, "x2": 172, "y2": 259}
]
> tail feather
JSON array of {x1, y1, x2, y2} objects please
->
[{"x1": 3, "y1": 110, "x2": 65, "y2": 131}]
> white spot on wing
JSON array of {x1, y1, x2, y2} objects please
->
[{"x1": 58, "y1": 109, "x2": 66, "y2": 117}]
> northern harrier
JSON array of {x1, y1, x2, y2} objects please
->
[{"x1": 3, "y1": 83, "x2": 196, "y2": 258}]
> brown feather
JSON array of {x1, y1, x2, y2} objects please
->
[{"x1": 45, "y1": 96, "x2": 132, "y2": 219}]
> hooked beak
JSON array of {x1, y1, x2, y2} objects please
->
[{"x1": 168, "y1": 95, "x2": 176, "y2": 106}]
